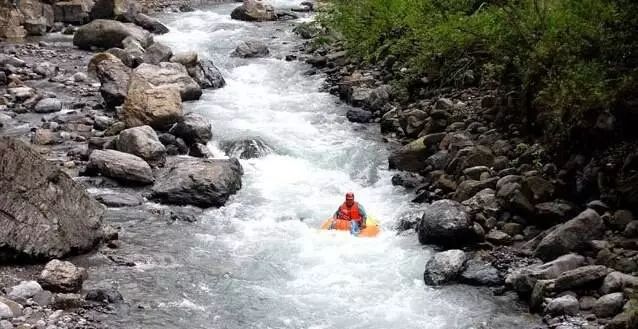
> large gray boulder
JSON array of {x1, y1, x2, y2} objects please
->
[
  {"x1": 53, "y1": 0, "x2": 93, "y2": 24},
  {"x1": 73, "y1": 19, "x2": 152, "y2": 50},
  {"x1": 593, "y1": 293, "x2": 625, "y2": 318},
  {"x1": 0, "y1": 137, "x2": 104, "y2": 261},
  {"x1": 7, "y1": 281, "x2": 43, "y2": 300},
  {"x1": 86, "y1": 149, "x2": 154, "y2": 184},
  {"x1": 231, "y1": 41, "x2": 270, "y2": 58},
  {"x1": 133, "y1": 62, "x2": 202, "y2": 101},
  {"x1": 188, "y1": 59, "x2": 226, "y2": 89},
  {"x1": 116, "y1": 125, "x2": 166, "y2": 167},
  {"x1": 230, "y1": 0, "x2": 276, "y2": 22},
  {"x1": 143, "y1": 42, "x2": 173, "y2": 65},
  {"x1": 601, "y1": 272, "x2": 638, "y2": 294},
  {"x1": 150, "y1": 157, "x2": 243, "y2": 208},
  {"x1": 417, "y1": 200, "x2": 478, "y2": 247},
  {"x1": 388, "y1": 136, "x2": 431, "y2": 172},
  {"x1": 535, "y1": 209, "x2": 605, "y2": 261},
  {"x1": 38, "y1": 260, "x2": 87, "y2": 293},
  {"x1": 91, "y1": 53, "x2": 131, "y2": 108},
  {"x1": 220, "y1": 138, "x2": 273, "y2": 159},
  {"x1": 505, "y1": 253, "x2": 585, "y2": 294},
  {"x1": 553, "y1": 265, "x2": 609, "y2": 292},
  {"x1": 121, "y1": 72, "x2": 183, "y2": 129},
  {"x1": 423, "y1": 249, "x2": 466, "y2": 285},
  {"x1": 134, "y1": 13, "x2": 169, "y2": 34},
  {"x1": 459, "y1": 259, "x2": 503, "y2": 286},
  {"x1": 169, "y1": 113, "x2": 212, "y2": 145},
  {"x1": 545, "y1": 295, "x2": 579, "y2": 316}
]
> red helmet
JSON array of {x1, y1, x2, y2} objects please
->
[{"x1": 345, "y1": 192, "x2": 354, "y2": 200}]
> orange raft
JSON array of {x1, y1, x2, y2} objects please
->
[{"x1": 320, "y1": 217, "x2": 380, "y2": 237}]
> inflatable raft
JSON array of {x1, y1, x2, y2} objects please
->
[{"x1": 320, "y1": 217, "x2": 380, "y2": 237}]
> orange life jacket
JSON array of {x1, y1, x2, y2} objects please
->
[{"x1": 337, "y1": 202, "x2": 362, "y2": 222}]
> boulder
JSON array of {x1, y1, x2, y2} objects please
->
[
  {"x1": 220, "y1": 138, "x2": 273, "y2": 159},
  {"x1": 417, "y1": 200, "x2": 478, "y2": 247},
  {"x1": 388, "y1": 136, "x2": 430, "y2": 172},
  {"x1": 132, "y1": 62, "x2": 202, "y2": 101},
  {"x1": 8, "y1": 281, "x2": 43, "y2": 300},
  {"x1": 535, "y1": 209, "x2": 605, "y2": 261},
  {"x1": 0, "y1": 297, "x2": 21, "y2": 318},
  {"x1": 143, "y1": 42, "x2": 173, "y2": 65},
  {"x1": 73, "y1": 19, "x2": 152, "y2": 50},
  {"x1": 90, "y1": 0, "x2": 137, "y2": 21},
  {"x1": 168, "y1": 112, "x2": 212, "y2": 145},
  {"x1": 91, "y1": 53, "x2": 131, "y2": 108},
  {"x1": 121, "y1": 73, "x2": 183, "y2": 129},
  {"x1": 95, "y1": 193, "x2": 143, "y2": 207},
  {"x1": 150, "y1": 157, "x2": 243, "y2": 208},
  {"x1": 134, "y1": 13, "x2": 169, "y2": 34},
  {"x1": 601, "y1": 272, "x2": 638, "y2": 294},
  {"x1": 54, "y1": 0, "x2": 94, "y2": 24},
  {"x1": 553, "y1": 265, "x2": 609, "y2": 292},
  {"x1": 0, "y1": 302, "x2": 12, "y2": 319},
  {"x1": 116, "y1": 125, "x2": 166, "y2": 167},
  {"x1": 231, "y1": 41, "x2": 270, "y2": 58},
  {"x1": 461, "y1": 188, "x2": 499, "y2": 217},
  {"x1": 423, "y1": 249, "x2": 466, "y2": 285},
  {"x1": 188, "y1": 59, "x2": 226, "y2": 89},
  {"x1": 105, "y1": 47, "x2": 140, "y2": 68},
  {"x1": 459, "y1": 259, "x2": 502, "y2": 286},
  {"x1": 0, "y1": 137, "x2": 104, "y2": 261},
  {"x1": 170, "y1": 51, "x2": 198, "y2": 67},
  {"x1": 505, "y1": 253, "x2": 585, "y2": 294},
  {"x1": 85, "y1": 287, "x2": 124, "y2": 304},
  {"x1": 454, "y1": 178, "x2": 498, "y2": 202},
  {"x1": 34, "y1": 98, "x2": 62, "y2": 113},
  {"x1": 230, "y1": 0, "x2": 277, "y2": 22},
  {"x1": 52, "y1": 293, "x2": 84, "y2": 310},
  {"x1": 346, "y1": 108, "x2": 373, "y2": 123},
  {"x1": 535, "y1": 201, "x2": 575, "y2": 225},
  {"x1": 86, "y1": 149, "x2": 154, "y2": 184},
  {"x1": 545, "y1": 295, "x2": 579, "y2": 316},
  {"x1": 593, "y1": 293, "x2": 625, "y2": 318},
  {"x1": 38, "y1": 260, "x2": 87, "y2": 293}
]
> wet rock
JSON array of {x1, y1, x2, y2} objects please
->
[
  {"x1": 545, "y1": 295, "x2": 579, "y2": 316},
  {"x1": 505, "y1": 253, "x2": 585, "y2": 294},
  {"x1": 188, "y1": 59, "x2": 226, "y2": 89},
  {"x1": 150, "y1": 157, "x2": 243, "y2": 208},
  {"x1": 423, "y1": 249, "x2": 466, "y2": 285},
  {"x1": 170, "y1": 51, "x2": 199, "y2": 67},
  {"x1": 90, "y1": 0, "x2": 137, "y2": 21},
  {"x1": 73, "y1": 19, "x2": 152, "y2": 50},
  {"x1": 230, "y1": 0, "x2": 277, "y2": 22},
  {"x1": 594, "y1": 293, "x2": 625, "y2": 318},
  {"x1": 38, "y1": 260, "x2": 87, "y2": 293},
  {"x1": 535, "y1": 209, "x2": 605, "y2": 261},
  {"x1": 601, "y1": 272, "x2": 638, "y2": 294},
  {"x1": 33, "y1": 62, "x2": 58, "y2": 77},
  {"x1": 398, "y1": 109, "x2": 428, "y2": 138},
  {"x1": 454, "y1": 178, "x2": 498, "y2": 202},
  {"x1": 86, "y1": 149, "x2": 154, "y2": 184},
  {"x1": 106, "y1": 47, "x2": 140, "y2": 68},
  {"x1": 231, "y1": 41, "x2": 270, "y2": 58},
  {"x1": 459, "y1": 259, "x2": 502, "y2": 286},
  {"x1": 7, "y1": 281, "x2": 42, "y2": 300},
  {"x1": 85, "y1": 287, "x2": 123, "y2": 304},
  {"x1": 8, "y1": 86, "x2": 35, "y2": 101},
  {"x1": 33, "y1": 98, "x2": 62, "y2": 113},
  {"x1": 91, "y1": 53, "x2": 131, "y2": 108},
  {"x1": 133, "y1": 62, "x2": 202, "y2": 101},
  {"x1": 388, "y1": 136, "x2": 430, "y2": 172},
  {"x1": 395, "y1": 210, "x2": 423, "y2": 232},
  {"x1": 52, "y1": 293, "x2": 84, "y2": 310},
  {"x1": 189, "y1": 143, "x2": 213, "y2": 158},
  {"x1": 0, "y1": 137, "x2": 104, "y2": 261},
  {"x1": 486, "y1": 229, "x2": 512, "y2": 245},
  {"x1": 95, "y1": 193, "x2": 143, "y2": 207},
  {"x1": 158, "y1": 133, "x2": 188, "y2": 155},
  {"x1": 391, "y1": 172, "x2": 425, "y2": 189},
  {"x1": 535, "y1": 201, "x2": 575, "y2": 225},
  {"x1": 116, "y1": 125, "x2": 166, "y2": 167},
  {"x1": 134, "y1": 13, "x2": 169, "y2": 34},
  {"x1": 121, "y1": 73, "x2": 183, "y2": 129},
  {"x1": 461, "y1": 188, "x2": 499, "y2": 216},
  {"x1": 169, "y1": 112, "x2": 212, "y2": 145},
  {"x1": 417, "y1": 199, "x2": 478, "y2": 247},
  {"x1": 220, "y1": 138, "x2": 273, "y2": 159},
  {"x1": 554, "y1": 265, "x2": 609, "y2": 292},
  {"x1": 143, "y1": 42, "x2": 173, "y2": 65},
  {"x1": 346, "y1": 108, "x2": 373, "y2": 123}
]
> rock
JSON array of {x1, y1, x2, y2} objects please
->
[
  {"x1": 150, "y1": 157, "x2": 243, "y2": 208},
  {"x1": 388, "y1": 136, "x2": 430, "y2": 172},
  {"x1": 134, "y1": 13, "x2": 169, "y2": 34},
  {"x1": 52, "y1": 293, "x2": 84, "y2": 310},
  {"x1": 91, "y1": 53, "x2": 131, "y2": 108},
  {"x1": 116, "y1": 125, "x2": 166, "y2": 167},
  {"x1": 95, "y1": 193, "x2": 143, "y2": 207},
  {"x1": 524, "y1": 176, "x2": 555, "y2": 202},
  {"x1": 158, "y1": 133, "x2": 188, "y2": 155},
  {"x1": 143, "y1": 42, "x2": 173, "y2": 65},
  {"x1": 169, "y1": 112, "x2": 212, "y2": 145},
  {"x1": 73, "y1": 19, "x2": 152, "y2": 50},
  {"x1": 8, "y1": 86, "x2": 34, "y2": 101},
  {"x1": 230, "y1": 0, "x2": 276, "y2": 22},
  {"x1": 486, "y1": 229, "x2": 512, "y2": 245},
  {"x1": 85, "y1": 288, "x2": 123, "y2": 304},
  {"x1": 346, "y1": 108, "x2": 373, "y2": 123},
  {"x1": 496, "y1": 181, "x2": 534, "y2": 214},
  {"x1": 459, "y1": 259, "x2": 502, "y2": 286},
  {"x1": 90, "y1": 0, "x2": 137, "y2": 21},
  {"x1": 38, "y1": 260, "x2": 87, "y2": 293},
  {"x1": 554, "y1": 265, "x2": 609, "y2": 292},
  {"x1": 535, "y1": 209, "x2": 605, "y2": 261},
  {"x1": 423, "y1": 249, "x2": 466, "y2": 285},
  {"x1": 33, "y1": 62, "x2": 57, "y2": 77},
  {"x1": 231, "y1": 41, "x2": 270, "y2": 58},
  {"x1": 121, "y1": 73, "x2": 183, "y2": 129},
  {"x1": 535, "y1": 201, "x2": 575, "y2": 225},
  {"x1": 461, "y1": 188, "x2": 499, "y2": 216},
  {"x1": 417, "y1": 199, "x2": 479, "y2": 247},
  {"x1": 106, "y1": 47, "x2": 141, "y2": 68},
  {"x1": 609, "y1": 210, "x2": 633, "y2": 231},
  {"x1": 0, "y1": 302, "x2": 12, "y2": 320},
  {"x1": 601, "y1": 272, "x2": 638, "y2": 294},
  {"x1": 33, "y1": 98, "x2": 62, "y2": 113},
  {"x1": 188, "y1": 59, "x2": 226, "y2": 89},
  {"x1": 545, "y1": 295, "x2": 579, "y2": 316},
  {"x1": 8, "y1": 281, "x2": 43, "y2": 300},
  {"x1": 0, "y1": 137, "x2": 104, "y2": 261},
  {"x1": 391, "y1": 172, "x2": 424, "y2": 189},
  {"x1": 86, "y1": 149, "x2": 154, "y2": 184},
  {"x1": 506, "y1": 253, "x2": 585, "y2": 294},
  {"x1": 170, "y1": 52, "x2": 198, "y2": 67},
  {"x1": 132, "y1": 62, "x2": 202, "y2": 101},
  {"x1": 623, "y1": 221, "x2": 638, "y2": 238},
  {"x1": 594, "y1": 293, "x2": 625, "y2": 318},
  {"x1": 53, "y1": 0, "x2": 93, "y2": 24},
  {"x1": 105, "y1": 121, "x2": 127, "y2": 136},
  {"x1": 580, "y1": 296, "x2": 597, "y2": 310},
  {"x1": 189, "y1": 143, "x2": 213, "y2": 158},
  {"x1": 220, "y1": 138, "x2": 273, "y2": 159},
  {"x1": 32, "y1": 129, "x2": 60, "y2": 145},
  {"x1": 454, "y1": 178, "x2": 498, "y2": 202}
]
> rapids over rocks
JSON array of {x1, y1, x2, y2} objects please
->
[{"x1": 84, "y1": 2, "x2": 541, "y2": 328}]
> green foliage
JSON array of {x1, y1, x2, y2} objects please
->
[{"x1": 320, "y1": 0, "x2": 638, "y2": 146}]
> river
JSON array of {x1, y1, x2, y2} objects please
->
[{"x1": 84, "y1": 2, "x2": 541, "y2": 328}]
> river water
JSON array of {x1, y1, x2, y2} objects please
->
[{"x1": 85, "y1": 3, "x2": 541, "y2": 329}]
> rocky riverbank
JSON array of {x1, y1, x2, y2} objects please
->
[{"x1": 293, "y1": 19, "x2": 638, "y2": 329}]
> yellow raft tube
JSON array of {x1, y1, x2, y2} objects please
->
[{"x1": 320, "y1": 217, "x2": 381, "y2": 237}]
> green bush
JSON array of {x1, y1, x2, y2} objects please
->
[{"x1": 319, "y1": 0, "x2": 638, "y2": 148}]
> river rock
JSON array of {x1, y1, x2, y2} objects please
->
[
  {"x1": 171, "y1": 51, "x2": 198, "y2": 67},
  {"x1": 33, "y1": 98, "x2": 62, "y2": 113},
  {"x1": 86, "y1": 149, "x2": 154, "y2": 184},
  {"x1": 459, "y1": 259, "x2": 502, "y2": 286},
  {"x1": 0, "y1": 302, "x2": 12, "y2": 319},
  {"x1": 133, "y1": 62, "x2": 202, "y2": 101},
  {"x1": 346, "y1": 108, "x2": 373, "y2": 123},
  {"x1": 417, "y1": 199, "x2": 478, "y2": 247},
  {"x1": 231, "y1": 41, "x2": 270, "y2": 58},
  {"x1": 461, "y1": 188, "x2": 499, "y2": 216},
  {"x1": 33, "y1": 61, "x2": 57, "y2": 77},
  {"x1": 91, "y1": 53, "x2": 131, "y2": 108},
  {"x1": 230, "y1": 0, "x2": 276, "y2": 22},
  {"x1": 423, "y1": 249, "x2": 466, "y2": 285},
  {"x1": 53, "y1": 293, "x2": 84, "y2": 310},
  {"x1": 7, "y1": 281, "x2": 43, "y2": 300},
  {"x1": 54, "y1": 0, "x2": 93, "y2": 24},
  {"x1": 535, "y1": 209, "x2": 605, "y2": 261},
  {"x1": 535, "y1": 201, "x2": 575, "y2": 225},
  {"x1": 90, "y1": 0, "x2": 137, "y2": 21},
  {"x1": 73, "y1": 19, "x2": 152, "y2": 50},
  {"x1": 220, "y1": 138, "x2": 273, "y2": 159},
  {"x1": 0, "y1": 137, "x2": 104, "y2": 261},
  {"x1": 454, "y1": 178, "x2": 498, "y2": 202},
  {"x1": 95, "y1": 193, "x2": 143, "y2": 207},
  {"x1": 134, "y1": 13, "x2": 169, "y2": 34},
  {"x1": 121, "y1": 73, "x2": 183, "y2": 128},
  {"x1": 0, "y1": 297, "x2": 21, "y2": 319},
  {"x1": 169, "y1": 112, "x2": 212, "y2": 145},
  {"x1": 505, "y1": 253, "x2": 585, "y2": 294},
  {"x1": 388, "y1": 136, "x2": 431, "y2": 172},
  {"x1": 85, "y1": 287, "x2": 124, "y2": 304},
  {"x1": 150, "y1": 157, "x2": 243, "y2": 208},
  {"x1": 38, "y1": 260, "x2": 87, "y2": 293},
  {"x1": 188, "y1": 59, "x2": 226, "y2": 89},
  {"x1": 143, "y1": 42, "x2": 173, "y2": 65},
  {"x1": 116, "y1": 125, "x2": 166, "y2": 167},
  {"x1": 601, "y1": 272, "x2": 638, "y2": 294},
  {"x1": 554, "y1": 265, "x2": 609, "y2": 292},
  {"x1": 545, "y1": 295, "x2": 579, "y2": 316},
  {"x1": 594, "y1": 293, "x2": 625, "y2": 318}
]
